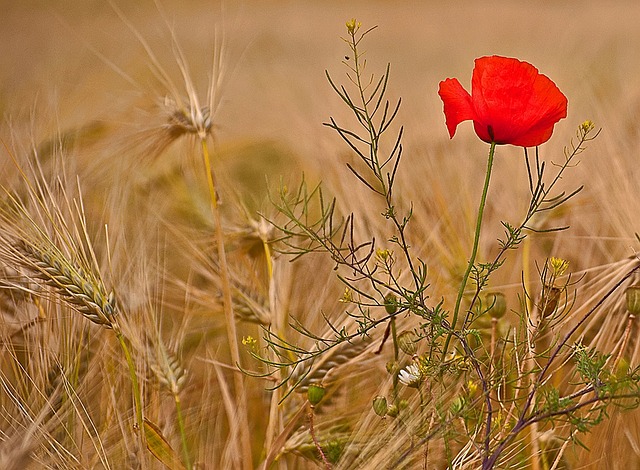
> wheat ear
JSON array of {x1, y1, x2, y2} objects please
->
[{"x1": 17, "y1": 240, "x2": 117, "y2": 328}]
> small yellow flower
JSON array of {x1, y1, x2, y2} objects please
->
[
  {"x1": 580, "y1": 120, "x2": 595, "y2": 134},
  {"x1": 346, "y1": 18, "x2": 361, "y2": 34},
  {"x1": 375, "y1": 249, "x2": 393, "y2": 267},
  {"x1": 548, "y1": 257, "x2": 569, "y2": 277},
  {"x1": 242, "y1": 336, "x2": 257, "y2": 347},
  {"x1": 340, "y1": 287, "x2": 353, "y2": 303},
  {"x1": 466, "y1": 380, "x2": 479, "y2": 396}
]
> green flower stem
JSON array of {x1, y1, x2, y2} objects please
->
[
  {"x1": 443, "y1": 141, "x2": 496, "y2": 358},
  {"x1": 115, "y1": 329, "x2": 143, "y2": 434},
  {"x1": 391, "y1": 317, "x2": 400, "y2": 404},
  {"x1": 200, "y1": 138, "x2": 253, "y2": 470},
  {"x1": 173, "y1": 394, "x2": 192, "y2": 470}
]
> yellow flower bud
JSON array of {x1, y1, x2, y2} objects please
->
[
  {"x1": 346, "y1": 18, "x2": 361, "y2": 34},
  {"x1": 548, "y1": 257, "x2": 569, "y2": 277},
  {"x1": 580, "y1": 120, "x2": 595, "y2": 134}
]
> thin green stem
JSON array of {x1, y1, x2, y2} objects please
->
[
  {"x1": 174, "y1": 394, "x2": 192, "y2": 470},
  {"x1": 391, "y1": 317, "x2": 400, "y2": 404},
  {"x1": 115, "y1": 329, "x2": 143, "y2": 435},
  {"x1": 200, "y1": 138, "x2": 253, "y2": 469},
  {"x1": 443, "y1": 141, "x2": 496, "y2": 357}
]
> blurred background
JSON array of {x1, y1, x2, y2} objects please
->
[{"x1": 2, "y1": 0, "x2": 640, "y2": 155}]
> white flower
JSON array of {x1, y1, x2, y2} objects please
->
[{"x1": 398, "y1": 363, "x2": 422, "y2": 388}]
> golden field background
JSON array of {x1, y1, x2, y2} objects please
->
[{"x1": 2, "y1": 1, "x2": 640, "y2": 469}]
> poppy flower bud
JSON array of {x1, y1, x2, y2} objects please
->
[
  {"x1": 626, "y1": 285, "x2": 640, "y2": 315},
  {"x1": 372, "y1": 396, "x2": 388, "y2": 417},
  {"x1": 307, "y1": 384, "x2": 325, "y2": 406}
]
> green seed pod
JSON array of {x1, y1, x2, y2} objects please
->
[
  {"x1": 384, "y1": 293, "x2": 398, "y2": 314},
  {"x1": 307, "y1": 384, "x2": 325, "y2": 406},
  {"x1": 372, "y1": 396, "x2": 388, "y2": 417},
  {"x1": 487, "y1": 292, "x2": 507, "y2": 319},
  {"x1": 626, "y1": 285, "x2": 640, "y2": 315},
  {"x1": 386, "y1": 404, "x2": 399, "y2": 418},
  {"x1": 397, "y1": 331, "x2": 418, "y2": 356}
]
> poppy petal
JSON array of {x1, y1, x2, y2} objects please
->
[
  {"x1": 438, "y1": 78, "x2": 475, "y2": 139},
  {"x1": 441, "y1": 55, "x2": 567, "y2": 147}
]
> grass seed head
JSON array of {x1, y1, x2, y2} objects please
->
[{"x1": 18, "y1": 240, "x2": 117, "y2": 328}]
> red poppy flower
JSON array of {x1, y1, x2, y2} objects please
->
[{"x1": 438, "y1": 56, "x2": 568, "y2": 147}]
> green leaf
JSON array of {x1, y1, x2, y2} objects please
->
[{"x1": 144, "y1": 418, "x2": 187, "y2": 470}]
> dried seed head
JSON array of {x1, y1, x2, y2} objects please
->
[
  {"x1": 19, "y1": 241, "x2": 117, "y2": 328},
  {"x1": 540, "y1": 285, "x2": 562, "y2": 318},
  {"x1": 397, "y1": 330, "x2": 418, "y2": 356},
  {"x1": 164, "y1": 97, "x2": 212, "y2": 140},
  {"x1": 148, "y1": 343, "x2": 187, "y2": 396}
]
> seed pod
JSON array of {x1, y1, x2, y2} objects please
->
[
  {"x1": 397, "y1": 331, "x2": 418, "y2": 356},
  {"x1": 487, "y1": 292, "x2": 507, "y2": 319},
  {"x1": 541, "y1": 286, "x2": 561, "y2": 318},
  {"x1": 626, "y1": 285, "x2": 640, "y2": 315},
  {"x1": 372, "y1": 396, "x2": 388, "y2": 417},
  {"x1": 384, "y1": 293, "x2": 398, "y2": 314},
  {"x1": 307, "y1": 384, "x2": 325, "y2": 406}
]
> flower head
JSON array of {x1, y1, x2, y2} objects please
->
[
  {"x1": 346, "y1": 18, "x2": 361, "y2": 35},
  {"x1": 438, "y1": 56, "x2": 568, "y2": 147},
  {"x1": 398, "y1": 363, "x2": 423, "y2": 388},
  {"x1": 548, "y1": 257, "x2": 569, "y2": 277}
]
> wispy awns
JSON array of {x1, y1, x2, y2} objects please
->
[
  {"x1": 100, "y1": 1, "x2": 228, "y2": 164},
  {"x1": 0, "y1": 151, "x2": 117, "y2": 330}
]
